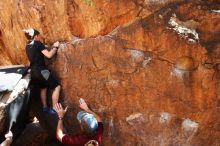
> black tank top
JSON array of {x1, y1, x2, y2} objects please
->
[{"x1": 26, "y1": 40, "x2": 46, "y2": 67}]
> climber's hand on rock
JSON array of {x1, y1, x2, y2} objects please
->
[
  {"x1": 54, "y1": 103, "x2": 68, "y2": 118},
  {"x1": 79, "y1": 98, "x2": 89, "y2": 111},
  {"x1": 53, "y1": 41, "x2": 60, "y2": 48}
]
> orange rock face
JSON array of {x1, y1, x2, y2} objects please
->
[
  {"x1": 0, "y1": 0, "x2": 220, "y2": 146},
  {"x1": 0, "y1": 0, "x2": 179, "y2": 65}
]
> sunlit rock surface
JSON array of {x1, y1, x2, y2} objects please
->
[
  {"x1": 0, "y1": 0, "x2": 220, "y2": 146},
  {"x1": 0, "y1": 0, "x2": 181, "y2": 65}
]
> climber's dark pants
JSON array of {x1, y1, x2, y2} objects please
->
[
  {"x1": 6, "y1": 89, "x2": 31, "y2": 140},
  {"x1": 31, "y1": 66, "x2": 59, "y2": 90}
]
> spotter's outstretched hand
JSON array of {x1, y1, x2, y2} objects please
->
[
  {"x1": 79, "y1": 98, "x2": 89, "y2": 111},
  {"x1": 54, "y1": 103, "x2": 68, "y2": 118}
]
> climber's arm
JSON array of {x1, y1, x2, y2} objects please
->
[
  {"x1": 41, "y1": 48, "x2": 57, "y2": 59},
  {"x1": 41, "y1": 41, "x2": 59, "y2": 58},
  {"x1": 54, "y1": 103, "x2": 68, "y2": 142}
]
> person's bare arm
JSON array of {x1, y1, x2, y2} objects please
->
[
  {"x1": 54, "y1": 103, "x2": 68, "y2": 142},
  {"x1": 2, "y1": 131, "x2": 13, "y2": 146},
  {"x1": 41, "y1": 48, "x2": 57, "y2": 58},
  {"x1": 79, "y1": 98, "x2": 102, "y2": 122},
  {"x1": 41, "y1": 41, "x2": 59, "y2": 58},
  {"x1": 85, "y1": 108, "x2": 102, "y2": 122}
]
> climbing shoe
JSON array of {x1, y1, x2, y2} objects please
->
[{"x1": 42, "y1": 107, "x2": 56, "y2": 115}]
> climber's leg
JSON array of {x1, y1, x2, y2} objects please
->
[
  {"x1": 39, "y1": 68, "x2": 60, "y2": 113},
  {"x1": 40, "y1": 88, "x2": 47, "y2": 108},
  {"x1": 52, "y1": 85, "x2": 61, "y2": 108}
]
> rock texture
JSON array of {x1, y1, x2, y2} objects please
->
[
  {"x1": 0, "y1": 0, "x2": 220, "y2": 146},
  {"x1": 0, "y1": 0, "x2": 181, "y2": 65}
]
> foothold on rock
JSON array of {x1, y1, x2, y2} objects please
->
[
  {"x1": 126, "y1": 113, "x2": 143, "y2": 122},
  {"x1": 182, "y1": 118, "x2": 199, "y2": 132},
  {"x1": 175, "y1": 56, "x2": 197, "y2": 71},
  {"x1": 106, "y1": 79, "x2": 120, "y2": 88},
  {"x1": 172, "y1": 68, "x2": 186, "y2": 77},
  {"x1": 159, "y1": 112, "x2": 171, "y2": 124},
  {"x1": 128, "y1": 49, "x2": 145, "y2": 63},
  {"x1": 142, "y1": 57, "x2": 152, "y2": 68},
  {"x1": 71, "y1": 36, "x2": 83, "y2": 45}
]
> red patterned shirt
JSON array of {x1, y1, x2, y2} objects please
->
[{"x1": 62, "y1": 122, "x2": 104, "y2": 146}]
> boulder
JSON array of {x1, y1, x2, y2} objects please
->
[
  {"x1": 0, "y1": 0, "x2": 182, "y2": 65},
  {"x1": 46, "y1": 1, "x2": 219, "y2": 145},
  {"x1": 0, "y1": 0, "x2": 219, "y2": 146}
]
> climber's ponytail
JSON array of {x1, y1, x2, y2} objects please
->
[{"x1": 23, "y1": 28, "x2": 40, "y2": 40}]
